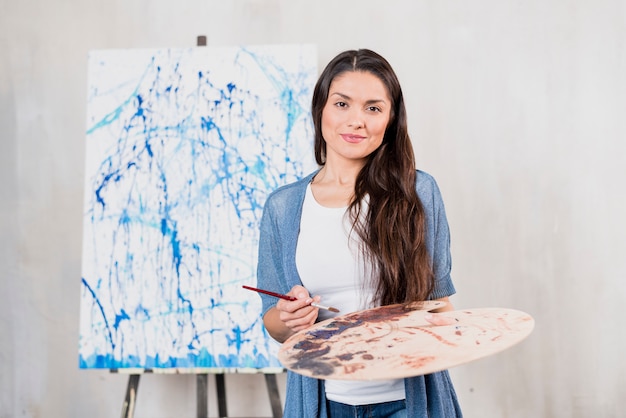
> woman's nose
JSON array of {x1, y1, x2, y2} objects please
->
[{"x1": 347, "y1": 111, "x2": 364, "y2": 128}]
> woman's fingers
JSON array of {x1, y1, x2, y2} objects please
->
[
  {"x1": 282, "y1": 308, "x2": 319, "y2": 332},
  {"x1": 276, "y1": 286, "x2": 322, "y2": 333},
  {"x1": 424, "y1": 313, "x2": 458, "y2": 326}
]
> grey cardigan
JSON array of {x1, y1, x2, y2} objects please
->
[{"x1": 256, "y1": 170, "x2": 463, "y2": 418}]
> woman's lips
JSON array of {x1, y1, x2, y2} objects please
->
[{"x1": 340, "y1": 134, "x2": 366, "y2": 143}]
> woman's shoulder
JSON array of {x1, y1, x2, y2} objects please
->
[
  {"x1": 415, "y1": 169, "x2": 445, "y2": 206},
  {"x1": 415, "y1": 169, "x2": 439, "y2": 191},
  {"x1": 264, "y1": 171, "x2": 317, "y2": 207}
]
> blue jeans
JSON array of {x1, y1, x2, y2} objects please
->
[{"x1": 327, "y1": 399, "x2": 407, "y2": 418}]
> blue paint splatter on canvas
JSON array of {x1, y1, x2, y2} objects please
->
[{"x1": 79, "y1": 45, "x2": 317, "y2": 369}]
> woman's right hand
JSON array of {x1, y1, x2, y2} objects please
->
[
  {"x1": 277, "y1": 285, "x2": 320, "y2": 333},
  {"x1": 263, "y1": 285, "x2": 321, "y2": 343}
]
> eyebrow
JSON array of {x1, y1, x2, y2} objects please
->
[{"x1": 330, "y1": 92, "x2": 387, "y2": 106}]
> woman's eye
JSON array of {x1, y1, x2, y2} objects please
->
[
  {"x1": 335, "y1": 101, "x2": 347, "y2": 108},
  {"x1": 368, "y1": 106, "x2": 382, "y2": 112}
]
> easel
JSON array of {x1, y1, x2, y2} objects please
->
[{"x1": 118, "y1": 368, "x2": 284, "y2": 418}]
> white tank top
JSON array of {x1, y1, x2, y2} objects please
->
[{"x1": 295, "y1": 184, "x2": 405, "y2": 405}]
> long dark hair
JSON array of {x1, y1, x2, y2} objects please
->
[{"x1": 311, "y1": 49, "x2": 434, "y2": 305}]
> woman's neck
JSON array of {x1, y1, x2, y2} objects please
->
[{"x1": 310, "y1": 164, "x2": 362, "y2": 208}]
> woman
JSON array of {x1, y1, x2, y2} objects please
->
[{"x1": 256, "y1": 49, "x2": 462, "y2": 418}]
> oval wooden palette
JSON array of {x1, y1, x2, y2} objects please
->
[{"x1": 278, "y1": 302, "x2": 534, "y2": 380}]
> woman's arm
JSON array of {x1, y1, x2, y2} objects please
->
[{"x1": 431, "y1": 296, "x2": 454, "y2": 312}]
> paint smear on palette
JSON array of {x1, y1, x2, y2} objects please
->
[
  {"x1": 278, "y1": 304, "x2": 534, "y2": 380},
  {"x1": 79, "y1": 45, "x2": 318, "y2": 369}
]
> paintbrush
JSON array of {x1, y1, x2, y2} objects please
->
[{"x1": 242, "y1": 285, "x2": 340, "y2": 313}]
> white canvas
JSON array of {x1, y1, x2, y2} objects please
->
[{"x1": 79, "y1": 44, "x2": 318, "y2": 369}]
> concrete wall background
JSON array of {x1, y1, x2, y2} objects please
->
[{"x1": 1, "y1": 1, "x2": 624, "y2": 417}]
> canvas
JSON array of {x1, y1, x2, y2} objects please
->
[{"x1": 79, "y1": 44, "x2": 318, "y2": 369}]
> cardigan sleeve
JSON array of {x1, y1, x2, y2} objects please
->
[
  {"x1": 255, "y1": 173, "x2": 314, "y2": 318},
  {"x1": 256, "y1": 195, "x2": 285, "y2": 318},
  {"x1": 416, "y1": 171, "x2": 456, "y2": 299}
]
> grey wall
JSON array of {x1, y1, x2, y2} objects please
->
[{"x1": 1, "y1": 1, "x2": 625, "y2": 417}]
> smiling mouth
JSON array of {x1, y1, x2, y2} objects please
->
[{"x1": 340, "y1": 134, "x2": 366, "y2": 143}]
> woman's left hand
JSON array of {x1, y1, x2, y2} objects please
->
[{"x1": 424, "y1": 296, "x2": 458, "y2": 325}]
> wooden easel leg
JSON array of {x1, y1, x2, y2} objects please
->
[
  {"x1": 215, "y1": 373, "x2": 228, "y2": 417},
  {"x1": 197, "y1": 374, "x2": 208, "y2": 418},
  {"x1": 120, "y1": 374, "x2": 140, "y2": 418},
  {"x1": 264, "y1": 374, "x2": 282, "y2": 418}
]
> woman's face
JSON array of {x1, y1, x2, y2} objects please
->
[{"x1": 321, "y1": 71, "x2": 391, "y2": 167}]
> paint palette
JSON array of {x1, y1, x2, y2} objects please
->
[{"x1": 278, "y1": 302, "x2": 534, "y2": 380}]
